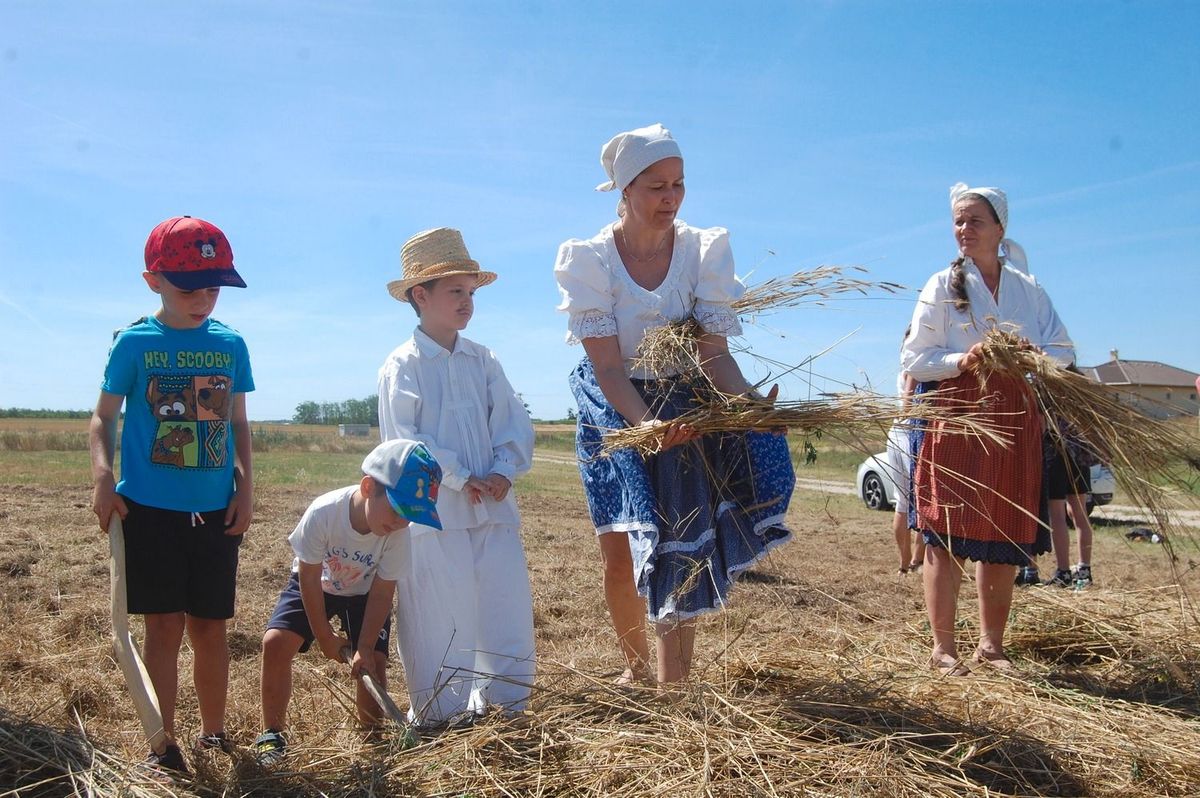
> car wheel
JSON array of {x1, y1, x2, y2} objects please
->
[
  {"x1": 862, "y1": 472, "x2": 888, "y2": 511},
  {"x1": 1085, "y1": 497, "x2": 1095, "y2": 517}
]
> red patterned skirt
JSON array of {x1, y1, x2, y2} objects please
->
[{"x1": 912, "y1": 370, "x2": 1048, "y2": 564}]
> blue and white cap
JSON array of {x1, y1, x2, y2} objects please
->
[{"x1": 362, "y1": 439, "x2": 442, "y2": 529}]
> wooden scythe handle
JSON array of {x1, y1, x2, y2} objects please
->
[
  {"x1": 109, "y1": 515, "x2": 168, "y2": 752},
  {"x1": 340, "y1": 646, "x2": 409, "y2": 726}
]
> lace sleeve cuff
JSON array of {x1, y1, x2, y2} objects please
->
[
  {"x1": 694, "y1": 302, "x2": 743, "y2": 337},
  {"x1": 566, "y1": 310, "x2": 619, "y2": 344}
]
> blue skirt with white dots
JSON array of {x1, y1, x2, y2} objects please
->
[{"x1": 569, "y1": 358, "x2": 794, "y2": 622}]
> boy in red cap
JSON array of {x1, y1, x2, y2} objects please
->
[{"x1": 89, "y1": 216, "x2": 254, "y2": 776}]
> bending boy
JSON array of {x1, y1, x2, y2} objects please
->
[{"x1": 255, "y1": 439, "x2": 442, "y2": 763}]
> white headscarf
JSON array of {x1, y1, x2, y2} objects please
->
[
  {"x1": 595, "y1": 123, "x2": 682, "y2": 192},
  {"x1": 949, "y1": 182, "x2": 1028, "y2": 274}
]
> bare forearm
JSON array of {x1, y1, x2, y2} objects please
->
[
  {"x1": 232, "y1": 418, "x2": 253, "y2": 488},
  {"x1": 594, "y1": 362, "x2": 652, "y2": 425},
  {"x1": 297, "y1": 565, "x2": 335, "y2": 643},
  {"x1": 698, "y1": 336, "x2": 753, "y2": 396},
  {"x1": 358, "y1": 580, "x2": 395, "y2": 654},
  {"x1": 89, "y1": 414, "x2": 117, "y2": 483}
]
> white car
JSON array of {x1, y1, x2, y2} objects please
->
[{"x1": 856, "y1": 453, "x2": 1115, "y2": 514}]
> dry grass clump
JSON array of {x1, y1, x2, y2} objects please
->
[
  {"x1": 1007, "y1": 587, "x2": 1200, "y2": 706},
  {"x1": 632, "y1": 265, "x2": 904, "y2": 377},
  {"x1": 0, "y1": 706, "x2": 166, "y2": 798}
]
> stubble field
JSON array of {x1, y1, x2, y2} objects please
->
[{"x1": 2, "y1": 419, "x2": 1199, "y2": 797}]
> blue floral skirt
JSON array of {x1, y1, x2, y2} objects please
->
[{"x1": 569, "y1": 358, "x2": 795, "y2": 621}]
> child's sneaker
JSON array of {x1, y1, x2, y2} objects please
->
[
  {"x1": 1014, "y1": 566, "x2": 1040, "y2": 586},
  {"x1": 195, "y1": 731, "x2": 233, "y2": 754},
  {"x1": 144, "y1": 744, "x2": 190, "y2": 778},
  {"x1": 1045, "y1": 568, "x2": 1074, "y2": 588},
  {"x1": 1073, "y1": 564, "x2": 1093, "y2": 588},
  {"x1": 253, "y1": 730, "x2": 287, "y2": 766}
]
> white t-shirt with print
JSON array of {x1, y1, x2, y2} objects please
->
[{"x1": 288, "y1": 485, "x2": 406, "y2": 596}]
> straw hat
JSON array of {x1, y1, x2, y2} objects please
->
[{"x1": 387, "y1": 227, "x2": 498, "y2": 302}]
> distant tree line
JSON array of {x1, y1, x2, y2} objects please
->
[
  {"x1": 0, "y1": 408, "x2": 92, "y2": 418},
  {"x1": 293, "y1": 396, "x2": 378, "y2": 426}
]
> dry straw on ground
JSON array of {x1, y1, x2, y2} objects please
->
[{"x1": 7, "y1": 586, "x2": 1200, "y2": 798}]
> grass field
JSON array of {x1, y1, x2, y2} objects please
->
[{"x1": 2, "y1": 418, "x2": 1199, "y2": 796}]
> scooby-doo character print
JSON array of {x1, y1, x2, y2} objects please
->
[{"x1": 146, "y1": 373, "x2": 230, "y2": 469}]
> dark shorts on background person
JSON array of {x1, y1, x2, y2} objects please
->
[
  {"x1": 120, "y1": 496, "x2": 242, "y2": 618},
  {"x1": 1043, "y1": 439, "x2": 1091, "y2": 500},
  {"x1": 265, "y1": 572, "x2": 391, "y2": 654}
]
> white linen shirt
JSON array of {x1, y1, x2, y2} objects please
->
[
  {"x1": 377, "y1": 328, "x2": 533, "y2": 531},
  {"x1": 901, "y1": 259, "x2": 1074, "y2": 382},
  {"x1": 553, "y1": 220, "x2": 744, "y2": 379},
  {"x1": 288, "y1": 485, "x2": 406, "y2": 596}
]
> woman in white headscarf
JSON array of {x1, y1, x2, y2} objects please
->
[
  {"x1": 901, "y1": 183, "x2": 1073, "y2": 673},
  {"x1": 553, "y1": 124, "x2": 794, "y2": 685}
]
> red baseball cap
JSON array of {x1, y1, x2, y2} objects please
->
[{"x1": 144, "y1": 216, "x2": 247, "y2": 289}]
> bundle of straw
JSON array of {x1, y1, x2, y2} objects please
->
[
  {"x1": 977, "y1": 328, "x2": 1200, "y2": 552},
  {"x1": 632, "y1": 265, "x2": 904, "y2": 378},
  {"x1": 600, "y1": 387, "x2": 1014, "y2": 457},
  {"x1": 978, "y1": 328, "x2": 1200, "y2": 481}
]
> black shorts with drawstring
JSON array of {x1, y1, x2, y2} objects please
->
[{"x1": 119, "y1": 496, "x2": 242, "y2": 619}]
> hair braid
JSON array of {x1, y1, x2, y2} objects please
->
[{"x1": 948, "y1": 256, "x2": 969, "y2": 313}]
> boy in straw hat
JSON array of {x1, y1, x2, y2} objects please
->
[{"x1": 377, "y1": 228, "x2": 536, "y2": 727}]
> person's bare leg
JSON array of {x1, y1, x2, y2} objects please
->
[
  {"x1": 892, "y1": 511, "x2": 912, "y2": 571},
  {"x1": 975, "y1": 562, "x2": 1018, "y2": 668},
  {"x1": 1067, "y1": 493, "x2": 1094, "y2": 566},
  {"x1": 1049, "y1": 499, "x2": 1071, "y2": 572},
  {"x1": 597, "y1": 532, "x2": 651, "y2": 683},
  {"x1": 142, "y1": 611, "x2": 186, "y2": 748},
  {"x1": 924, "y1": 546, "x2": 965, "y2": 670},
  {"x1": 187, "y1": 615, "x2": 229, "y2": 737},
  {"x1": 912, "y1": 531, "x2": 927, "y2": 568},
  {"x1": 655, "y1": 619, "x2": 696, "y2": 684},
  {"x1": 260, "y1": 628, "x2": 304, "y2": 732}
]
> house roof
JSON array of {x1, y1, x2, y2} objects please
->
[{"x1": 1081, "y1": 359, "x2": 1200, "y2": 388}]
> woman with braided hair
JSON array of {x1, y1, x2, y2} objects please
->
[{"x1": 901, "y1": 183, "x2": 1074, "y2": 674}]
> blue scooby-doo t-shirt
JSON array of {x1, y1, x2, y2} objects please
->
[{"x1": 101, "y1": 315, "x2": 255, "y2": 513}]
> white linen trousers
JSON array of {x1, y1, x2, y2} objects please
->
[{"x1": 393, "y1": 521, "x2": 535, "y2": 724}]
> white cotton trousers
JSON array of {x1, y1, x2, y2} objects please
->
[{"x1": 393, "y1": 522, "x2": 536, "y2": 725}]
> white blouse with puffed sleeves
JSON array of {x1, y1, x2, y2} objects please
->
[{"x1": 553, "y1": 220, "x2": 745, "y2": 379}]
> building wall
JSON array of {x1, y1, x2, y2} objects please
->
[{"x1": 1107, "y1": 385, "x2": 1200, "y2": 420}]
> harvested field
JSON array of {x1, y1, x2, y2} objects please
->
[{"x1": 2, "y1": 422, "x2": 1199, "y2": 796}]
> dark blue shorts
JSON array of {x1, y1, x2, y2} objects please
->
[
  {"x1": 1044, "y1": 439, "x2": 1091, "y2": 501},
  {"x1": 265, "y1": 572, "x2": 391, "y2": 655},
  {"x1": 120, "y1": 496, "x2": 242, "y2": 619}
]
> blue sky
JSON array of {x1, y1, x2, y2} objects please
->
[{"x1": 2, "y1": 1, "x2": 1197, "y2": 421}]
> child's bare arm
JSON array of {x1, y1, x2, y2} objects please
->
[
  {"x1": 351, "y1": 577, "x2": 396, "y2": 679},
  {"x1": 89, "y1": 391, "x2": 128, "y2": 532},
  {"x1": 298, "y1": 562, "x2": 347, "y2": 661},
  {"x1": 224, "y1": 393, "x2": 253, "y2": 535}
]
